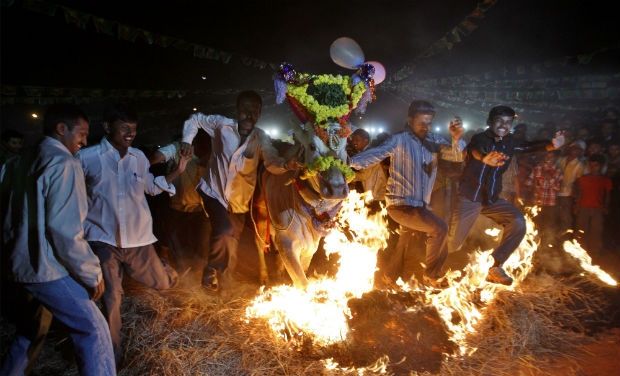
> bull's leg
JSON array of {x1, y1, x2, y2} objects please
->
[
  {"x1": 273, "y1": 214, "x2": 324, "y2": 288},
  {"x1": 272, "y1": 213, "x2": 310, "y2": 289},
  {"x1": 276, "y1": 237, "x2": 309, "y2": 288}
]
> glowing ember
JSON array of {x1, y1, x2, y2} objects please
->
[
  {"x1": 322, "y1": 356, "x2": 389, "y2": 374},
  {"x1": 562, "y1": 239, "x2": 617, "y2": 286},
  {"x1": 484, "y1": 227, "x2": 501, "y2": 237},
  {"x1": 245, "y1": 191, "x2": 388, "y2": 345}
]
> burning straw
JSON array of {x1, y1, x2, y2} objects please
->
[{"x1": 115, "y1": 273, "x2": 609, "y2": 376}]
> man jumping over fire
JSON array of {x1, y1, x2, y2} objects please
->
[{"x1": 447, "y1": 105, "x2": 565, "y2": 285}]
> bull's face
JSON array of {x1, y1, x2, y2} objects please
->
[
  {"x1": 318, "y1": 164, "x2": 348, "y2": 199},
  {"x1": 296, "y1": 120, "x2": 350, "y2": 200}
]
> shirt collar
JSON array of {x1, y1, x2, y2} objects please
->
[
  {"x1": 42, "y1": 136, "x2": 73, "y2": 157},
  {"x1": 483, "y1": 128, "x2": 510, "y2": 142},
  {"x1": 100, "y1": 137, "x2": 138, "y2": 157}
]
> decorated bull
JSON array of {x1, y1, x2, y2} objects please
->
[{"x1": 257, "y1": 59, "x2": 382, "y2": 288}]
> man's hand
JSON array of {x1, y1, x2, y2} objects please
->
[
  {"x1": 175, "y1": 154, "x2": 192, "y2": 175},
  {"x1": 284, "y1": 158, "x2": 303, "y2": 171},
  {"x1": 243, "y1": 131, "x2": 260, "y2": 159},
  {"x1": 481, "y1": 150, "x2": 508, "y2": 167},
  {"x1": 551, "y1": 130, "x2": 566, "y2": 150},
  {"x1": 179, "y1": 142, "x2": 193, "y2": 158},
  {"x1": 88, "y1": 280, "x2": 105, "y2": 301},
  {"x1": 449, "y1": 116, "x2": 464, "y2": 140}
]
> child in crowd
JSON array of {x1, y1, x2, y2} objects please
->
[{"x1": 574, "y1": 154, "x2": 612, "y2": 255}]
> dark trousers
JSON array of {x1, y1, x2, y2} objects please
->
[
  {"x1": 430, "y1": 176, "x2": 460, "y2": 223},
  {"x1": 557, "y1": 196, "x2": 575, "y2": 234},
  {"x1": 386, "y1": 205, "x2": 448, "y2": 279},
  {"x1": 166, "y1": 208, "x2": 211, "y2": 270},
  {"x1": 576, "y1": 207, "x2": 604, "y2": 254},
  {"x1": 90, "y1": 241, "x2": 177, "y2": 365},
  {"x1": 447, "y1": 197, "x2": 526, "y2": 266},
  {"x1": 199, "y1": 193, "x2": 246, "y2": 280},
  {"x1": 536, "y1": 205, "x2": 559, "y2": 247}
]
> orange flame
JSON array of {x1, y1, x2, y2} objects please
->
[
  {"x1": 245, "y1": 191, "x2": 388, "y2": 345},
  {"x1": 562, "y1": 239, "x2": 617, "y2": 286},
  {"x1": 246, "y1": 202, "x2": 617, "y2": 366}
]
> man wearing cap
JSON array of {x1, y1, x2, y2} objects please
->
[
  {"x1": 556, "y1": 141, "x2": 586, "y2": 234},
  {"x1": 446, "y1": 106, "x2": 565, "y2": 285}
]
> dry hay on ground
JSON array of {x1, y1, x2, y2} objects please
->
[
  {"x1": 0, "y1": 272, "x2": 615, "y2": 376},
  {"x1": 116, "y1": 273, "x2": 613, "y2": 376},
  {"x1": 437, "y1": 275, "x2": 610, "y2": 376}
]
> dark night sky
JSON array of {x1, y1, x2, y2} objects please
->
[
  {"x1": 3, "y1": 0, "x2": 618, "y2": 89},
  {"x1": 1, "y1": 0, "x2": 619, "y2": 141}
]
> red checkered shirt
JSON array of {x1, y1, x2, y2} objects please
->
[{"x1": 526, "y1": 162, "x2": 563, "y2": 206}]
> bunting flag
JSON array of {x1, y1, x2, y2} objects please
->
[
  {"x1": 384, "y1": 44, "x2": 620, "y2": 91},
  {"x1": 8, "y1": 0, "x2": 276, "y2": 71},
  {"x1": 391, "y1": 0, "x2": 499, "y2": 82},
  {"x1": 0, "y1": 85, "x2": 275, "y2": 105}
]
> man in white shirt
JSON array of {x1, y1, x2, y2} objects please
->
[
  {"x1": 179, "y1": 90, "x2": 299, "y2": 291},
  {"x1": 1, "y1": 104, "x2": 115, "y2": 376},
  {"x1": 78, "y1": 104, "x2": 189, "y2": 365}
]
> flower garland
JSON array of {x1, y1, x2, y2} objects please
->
[
  {"x1": 285, "y1": 75, "x2": 367, "y2": 125},
  {"x1": 300, "y1": 155, "x2": 355, "y2": 182},
  {"x1": 274, "y1": 63, "x2": 372, "y2": 128}
]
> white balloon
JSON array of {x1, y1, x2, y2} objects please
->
[
  {"x1": 330, "y1": 37, "x2": 365, "y2": 69},
  {"x1": 365, "y1": 61, "x2": 386, "y2": 84}
]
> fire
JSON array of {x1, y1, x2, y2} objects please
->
[
  {"x1": 246, "y1": 200, "x2": 617, "y2": 366},
  {"x1": 402, "y1": 207, "x2": 541, "y2": 354},
  {"x1": 245, "y1": 190, "x2": 388, "y2": 345},
  {"x1": 562, "y1": 239, "x2": 617, "y2": 286},
  {"x1": 484, "y1": 227, "x2": 501, "y2": 237}
]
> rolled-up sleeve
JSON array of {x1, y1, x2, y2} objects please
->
[
  {"x1": 259, "y1": 132, "x2": 288, "y2": 175},
  {"x1": 140, "y1": 153, "x2": 176, "y2": 196},
  {"x1": 157, "y1": 143, "x2": 178, "y2": 163},
  {"x1": 182, "y1": 113, "x2": 232, "y2": 144},
  {"x1": 350, "y1": 136, "x2": 396, "y2": 170},
  {"x1": 45, "y1": 160, "x2": 102, "y2": 287}
]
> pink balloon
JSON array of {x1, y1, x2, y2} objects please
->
[{"x1": 366, "y1": 61, "x2": 386, "y2": 84}]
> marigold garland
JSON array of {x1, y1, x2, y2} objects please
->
[
  {"x1": 300, "y1": 155, "x2": 355, "y2": 182},
  {"x1": 285, "y1": 75, "x2": 367, "y2": 125}
]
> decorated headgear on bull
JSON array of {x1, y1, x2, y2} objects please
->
[{"x1": 273, "y1": 37, "x2": 385, "y2": 184}]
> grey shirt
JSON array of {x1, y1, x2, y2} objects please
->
[{"x1": 1, "y1": 137, "x2": 102, "y2": 287}]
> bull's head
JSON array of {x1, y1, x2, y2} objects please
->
[
  {"x1": 274, "y1": 63, "x2": 376, "y2": 201},
  {"x1": 293, "y1": 121, "x2": 351, "y2": 200}
]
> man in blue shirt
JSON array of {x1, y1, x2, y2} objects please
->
[{"x1": 350, "y1": 100, "x2": 465, "y2": 286}]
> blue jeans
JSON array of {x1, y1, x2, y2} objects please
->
[{"x1": 0, "y1": 276, "x2": 116, "y2": 376}]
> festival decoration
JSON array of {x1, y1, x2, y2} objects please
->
[
  {"x1": 364, "y1": 60, "x2": 386, "y2": 84},
  {"x1": 300, "y1": 155, "x2": 355, "y2": 182},
  {"x1": 274, "y1": 39, "x2": 386, "y2": 181},
  {"x1": 11, "y1": 0, "x2": 275, "y2": 70},
  {"x1": 329, "y1": 37, "x2": 365, "y2": 69},
  {"x1": 273, "y1": 62, "x2": 376, "y2": 128}
]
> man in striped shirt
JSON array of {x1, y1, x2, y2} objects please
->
[
  {"x1": 446, "y1": 106, "x2": 565, "y2": 285},
  {"x1": 350, "y1": 100, "x2": 465, "y2": 287}
]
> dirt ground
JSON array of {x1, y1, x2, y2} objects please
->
[{"x1": 1, "y1": 220, "x2": 620, "y2": 375}]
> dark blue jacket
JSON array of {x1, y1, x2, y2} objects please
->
[{"x1": 460, "y1": 129, "x2": 549, "y2": 204}]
